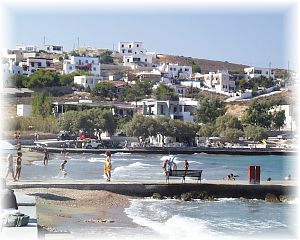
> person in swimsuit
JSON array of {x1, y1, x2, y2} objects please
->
[
  {"x1": 14, "y1": 152, "x2": 22, "y2": 181},
  {"x1": 104, "y1": 151, "x2": 112, "y2": 181},
  {"x1": 5, "y1": 154, "x2": 15, "y2": 181},
  {"x1": 60, "y1": 160, "x2": 68, "y2": 177},
  {"x1": 43, "y1": 149, "x2": 49, "y2": 165}
]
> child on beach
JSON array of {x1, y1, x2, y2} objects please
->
[
  {"x1": 104, "y1": 151, "x2": 112, "y2": 181},
  {"x1": 60, "y1": 160, "x2": 68, "y2": 177}
]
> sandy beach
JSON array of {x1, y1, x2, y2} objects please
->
[{"x1": 17, "y1": 188, "x2": 140, "y2": 239}]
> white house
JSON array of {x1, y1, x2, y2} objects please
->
[
  {"x1": 270, "y1": 104, "x2": 297, "y2": 131},
  {"x1": 17, "y1": 104, "x2": 32, "y2": 117},
  {"x1": 159, "y1": 63, "x2": 192, "y2": 79},
  {"x1": 63, "y1": 56, "x2": 101, "y2": 76},
  {"x1": 203, "y1": 70, "x2": 235, "y2": 93},
  {"x1": 44, "y1": 44, "x2": 63, "y2": 54},
  {"x1": 118, "y1": 41, "x2": 155, "y2": 66},
  {"x1": 118, "y1": 41, "x2": 146, "y2": 55},
  {"x1": 244, "y1": 66, "x2": 275, "y2": 80},
  {"x1": 19, "y1": 57, "x2": 54, "y2": 76},
  {"x1": 1, "y1": 60, "x2": 23, "y2": 87},
  {"x1": 16, "y1": 44, "x2": 38, "y2": 52},
  {"x1": 74, "y1": 75, "x2": 103, "y2": 89},
  {"x1": 136, "y1": 98, "x2": 198, "y2": 122}
]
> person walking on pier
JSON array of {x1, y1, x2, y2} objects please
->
[
  {"x1": 104, "y1": 151, "x2": 112, "y2": 182},
  {"x1": 14, "y1": 152, "x2": 22, "y2": 181}
]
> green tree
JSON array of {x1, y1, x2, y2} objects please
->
[
  {"x1": 197, "y1": 123, "x2": 218, "y2": 137},
  {"x1": 26, "y1": 71, "x2": 60, "y2": 88},
  {"x1": 9, "y1": 74, "x2": 27, "y2": 88},
  {"x1": 272, "y1": 110, "x2": 286, "y2": 130},
  {"x1": 244, "y1": 125, "x2": 267, "y2": 142},
  {"x1": 222, "y1": 128, "x2": 244, "y2": 143},
  {"x1": 192, "y1": 65, "x2": 201, "y2": 73},
  {"x1": 92, "y1": 81, "x2": 116, "y2": 100},
  {"x1": 123, "y1": 79, "x2": 153, "y2": 101},
  {"x1": 153, "y1": 83, "x2": 179, "y2": 101},
  {"x1": 100, "y1": 51, "x2": 113, "y2": 64},
  {"x1": 31, "y1": 92, "x2": 52, "y2": 117},
  {"x1": 215, "y1": 115, "x2": 243, "y2": 132},
  {"x1": 194, "y1": 97, "x2": 226, "y2": 124},
  {"x1": 242, "y1": 100, "x2": 273, "y2": 128}
]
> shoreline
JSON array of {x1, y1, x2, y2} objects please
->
[{"x1": 17, "y1": 188, "x2": 139, "y2": 239}]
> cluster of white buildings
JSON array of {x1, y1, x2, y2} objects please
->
[{"x1": 3, "y1": 40, "x2": 293, "y2": 125}]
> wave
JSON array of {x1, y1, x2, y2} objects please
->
[
  {"x1": 125, "y1": 199, "x2": 222, "y2": 239},
  {"x1": 112, "y1": 152, "x2": 132, "y2": 156},
  {"x1": 113, "y1": 162, "x2": 154, "y2": 173},
  {"x1": 88, "y1": 158, "x2": 105, "y2": 163}
]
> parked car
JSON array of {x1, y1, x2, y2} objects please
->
[
  {"x1": 84, "y1": 139, "x2": 104, "y2": 149},
  {"x1": 57, "y1": 131, "x2": 76, "y2": 141},
  {"x1": 79, "y1": 133, "x2": 97, "y2": 140}
]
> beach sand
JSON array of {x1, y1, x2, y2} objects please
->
[{"x1": 17, "y1": 188, "x2": 140, "y2": 239}]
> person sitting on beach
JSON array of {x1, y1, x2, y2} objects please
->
[
  {"x1": 267, "y1": 177, "x2": 272, "y2": 181},
  {"x1": 60, "y1": 160, "x2": 68, "y2": 177},
  {"x1": 230, "y1": 173, "x2": 235, "y2": 180}
]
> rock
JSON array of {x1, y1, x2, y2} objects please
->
[
  {"x1": 279, "y1": 195, "x2": 294, "y2": 202},
  {"x1": 152, "y1": 193, "x2": 163, "y2": 200},
  {"x1": 173, "y1": 195, "x2": 181, "y2": 200},
  {"x1": 180, "y1": 192, "x2": 192, "y2": 201},
  {"x1": 265, "y1": 193, "x2": 280, "y2": 203},
  {"x1": 197, "y1": 191, "x2": 209, "y2": 200}
]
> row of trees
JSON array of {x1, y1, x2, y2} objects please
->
[{"x1": 10, "y1": 70, "x2": 91, "y2": 89}]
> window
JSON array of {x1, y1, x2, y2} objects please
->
[
  {"x1": 135, "y1": 52, "x2": 137, "y2": 54},
  {"x1": 69, "y1": 66, "x2": 73, "y2": 70},
  {"x1": 137, "y1": 44, "x2": 139, "y2": 47},
  {"x1": 140, "y1": 51, "x2": 143, "y2": 53},
  {"x1": 127, "y1": 59, "x2": 130, "y2": 62},
  {"x1": 266, "y1": 71, "x2": 268, "y2": 75},
  {"x1": 185, "y1": 68, "x2": 189, "y2": 71},
  {"x1": 160, "y1": 105, "x2": 164, "y2": 115},
  {"x1": 129, "y1": 45, "x2": 132, "y2": 48},
  {"x1": 145, "y1": 58, "x2": 147, "y2": 62},
  {"x1": 174, "y1": 68, "x2": 176, "y2": 71},
  {"x1": 122, "y1": 50, "x2": 125, "y2": 53},
  {"x1": 170, "y1": 67, "x2": 173, "y2": 71},
  {"x1": 128, "y1": 49, "x2": 132, "y2": 53},
  {"x1": 85, "y1": 60, "x2": 88, "y2": 64},
  {"x1": 92, "y1": 60, "x2": 94, "y2": 64},
  {"x1": 93, "y1": 67, "x2": 96, "y2": 71},
  {"x1": 38, "y1": 62, "x2": 42, "y2": 67},
  {"x1": 121, "y1": 44, "x2": 124, "y2": 47}
]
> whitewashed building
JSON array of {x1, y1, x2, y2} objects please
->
[
  {"x1": 44, "y1": 44, "x2": 64, "y2": 54},
  {"x1": 118, "y1": 41, "x2": 155, "y2": 66},
  {"x1": 16, "y1": 44, "x2": 38, "y2": 52},
  {"x1": 203, "y1": 70, "x2": 235, "y2": 93},
  {"x1": 270, "y1": 104, "x2": 297, "y2": 131},
  {"x1": 74, "y1": 75, "x2": 103, "y2": 89},
  {"x1": 159, "y1": 63, "x2": 192, "y2": 79},
  {"x1": 19, "y1": 57, "x2": 54, "y2": 76},
  {"x1": 244, "y1": 67, "x2": 275, "y2": 80},
  {"x1": 136, "y1": 98, "x2": 198, "y2": 122},
  {"x1": 17, "y1": 104, "x2": 32, "y2": 117},
  {"x1": 1, "y1": 60, "x2": 23, "y2": 87},
  {"x1": 63, "y1": 56, "x2": 101, "y2": 76}
]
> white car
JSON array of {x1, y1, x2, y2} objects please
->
[{"x1": 84, "y1": 139, "x2": 104, "y2": 149}]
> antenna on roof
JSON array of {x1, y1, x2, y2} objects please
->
[{"x1": 43, "y1": 36, "x2": 46, "y2": 46}]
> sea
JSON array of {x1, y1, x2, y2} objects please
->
[{"x1": 22, "y1": 152, "x2": 299, "y2": 239}]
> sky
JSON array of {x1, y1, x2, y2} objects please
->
[{"x1": 1, "y1": 0, "x2": 299, "y2": 69}]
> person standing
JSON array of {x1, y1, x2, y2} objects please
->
[
  {"x1": 184, "y1": 160, "x2": 189, "y2": 171},
  {"x1": 60, "y1": 160, "x2": 68, "y2": 177},
  {"x1": 5, "y1": 154, "x2": 15, "y2": 181},
  {"x1": 14, "y1": 152, "x2": 22, "y2": 181},
  {"x1": 43, "y1": 149, "x2": 49, "y2": 165},
  {"x1": 104, "y1": 151, "x2": 112, "y2": 181}
]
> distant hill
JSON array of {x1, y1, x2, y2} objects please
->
[{"x1": 154, "y1": 54, "x2": 248, "y2": 74}]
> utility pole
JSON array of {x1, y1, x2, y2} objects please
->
[
  {"x1": 268, "y1": 62, "x2": 271, "y2": 78},
  {"x1": 77, "y1": 37, "x2": 79, "y2": 50}
]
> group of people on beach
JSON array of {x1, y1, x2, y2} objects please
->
[{"x1": 5, "y1": 152, "x2": 23, "y2": 182}]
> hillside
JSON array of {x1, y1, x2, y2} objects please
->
[{"x1": 154, "y1": 54, "x2": 248, "y2": 74}]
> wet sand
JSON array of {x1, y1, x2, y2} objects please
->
[{"x1": 17, "y1": 188, "x2": 140, "y2": 239}]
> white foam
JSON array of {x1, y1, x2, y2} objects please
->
[
  {"x1": 112, "y1": 152, "x2": 132, "y2": 156},
  {"x1": 113, "y1": 162, "x2": 153, "y2": 173},
  {"x1": 125, "y1": 199, "x2": 223, "y2": 240},
  {"x1": 88, "y1": 158, "x2": 105, "y2": 163}
]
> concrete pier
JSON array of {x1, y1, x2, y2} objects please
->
[{"x1": 7, "y1": 180, "x2": 297, "y2": 199}]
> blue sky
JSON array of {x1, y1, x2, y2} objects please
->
[{"x1": 4, "y1": 2, "x2": 297, "y2": 69}]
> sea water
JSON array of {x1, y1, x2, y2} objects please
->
[{"x1": 20, "y1": 152, "x2": 298, "y2": 239}]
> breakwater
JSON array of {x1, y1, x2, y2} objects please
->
[
  {"x1": 31, "y1": 146, "x2": 296, "y2": 156},
  {"x1": 9, "y1": 180, "x2": 297, "y2": 200}
]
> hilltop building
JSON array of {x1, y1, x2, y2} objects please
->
[
  {"x1": 19, "y1": 57, "x2": 55, "y2": 76},
  {"x1": 74, "y1": 75, "x2": 103, "y2": 89},
  {"x1": 158, "y1": 63, "x2": 192, "y2": 79},
  {"x1": 16, "y1": 44, "x2": 38, "y2": 52},
  {"x1": 244, "y1": 66, "x2": 275, "y2": 80},
  {"x1": 63, "y1": 56, "x2": 101, "y2": 76},
  {"x1": 44, "y1": 44, "x2": 64, "y2": 54}
]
